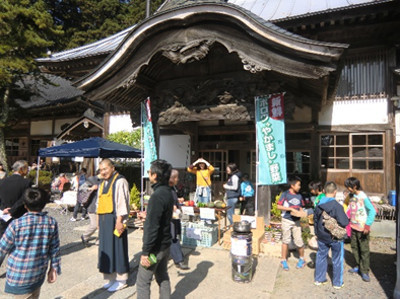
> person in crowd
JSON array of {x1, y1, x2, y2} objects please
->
[
  {"x1": 81, "y1": 171, "x2": 102, "y2": 247},
  {"x1": 223, "y1": 163, "x2": 242, "y2": 225},
  {"x1": 70, "y1": 168, "x2": 89, "y2": 222},
  {"x1": 239, "y1": 173, "x2": 255, "y2": 215},
  {"x1": 30, "y1": 162, "x2": 38, "y2": 172},
  {"x1": 79, "y1": 168, "x2": 87, "y2": 185},
  {"x1": 71, "y1": 168, "x2": 86, "y2": 191},
  {"x1": 0, "y1": 160, "x2": 32, "y2": 236},
  {"x1": 345, "y1": 177, "x2": 376, "y2": 282},
  {"x1": 169, "y1": 169, "x2": 190, "y2": 270},
  {"x1": 97, "y1": 159, "x2": 130, "y2": 292},
  {"x1": 0, "y1": 188, "x2": 61, "y2": 298},
  {"x1": 187, "y1": 158, "x2": 214, "y2": 205},
  {"x1": 137, "y1": 159, "x2": 174, "y2": 299},
  {"x1": 39, "y1": 159, "x2": 46, "y2": 170},
  {"x1": 0, "y1": 163, "x2": 6, "y2": 180},
  {"x1": 51, "y1": 173, "x2": 69, "y2": 194},
  {"x1": 277, "y1": 176, "x2": 306, "y2": 271},
  {"x1": 309, "y1": 180, "x2": 325, "y2": 207},
  {"x1": 314, "y1": 181, "x2": 349, "y2": 289}
]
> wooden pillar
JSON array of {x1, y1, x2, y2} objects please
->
[
  {"x1": 257, "y1": 185, "x2": 271, "y2": 225},
  {"x1": 103, "y1": 112, "x2": 110, "y2": 138}
]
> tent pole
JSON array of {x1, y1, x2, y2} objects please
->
[{"x1": 35, "y1": 156, "x2": 40, "y2": 187}]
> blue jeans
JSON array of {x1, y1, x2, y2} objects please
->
[
  {"x1": 227, "y1": 197, "x2": 238, "y2": 225},
  {"x1": 315, "y1": 239, "x2": 344, "y2": 287},
  {"x1": 196, "y1": 186, "x2": 211, "y2": 204}
]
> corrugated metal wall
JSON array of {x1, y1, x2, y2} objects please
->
[{"x1": 336, "y1": 49, "x2": 388, "y2": 98}]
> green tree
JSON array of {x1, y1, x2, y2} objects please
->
[
  {"x1": 107, "y1": 129, "x2": 141, "y2": 149},
  {"x1": 0, "y1": 0, "x2": 62, "y2": 170},
  {"x1": 46, "y1": 0, "x2": 164, "y2": 50}
]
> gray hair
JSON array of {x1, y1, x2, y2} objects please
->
[{"x1": 12, "y1": 160, "x2": 28, "y2": 172}]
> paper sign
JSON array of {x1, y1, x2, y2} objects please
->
[
  {"x1": 181, "y1": 206, "x2": 195, "y2": 216},
  {"x1": 231, "y1": 238, "x2": 248, "y2": 256},
  {"x1": 0, "y1": 210, "x2": 12, "y2": 222},
  {"x1": 199, "y1": 208, "x2": 215, "y2": 220},
  {"x1": 240, "y1": 216, "x2": 256, "y2": 229},
  {"x1": 186, "y1": 228, "x2": 202, "y2": 240}
]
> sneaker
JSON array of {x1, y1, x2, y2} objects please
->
[
  {"x1": 80, "y1": 217, "x2": 87, "y2": 221},
  {"x1": 361, "y1": 273, "x2": 370, "y2": 282},
  {"x1": 281, "y1": 260, "x2": 289, "y2": 271},
  {"x1": 70, "y1": 217, "x2": 77, "y2": 222},
  {"x1": 175, "y1": 262, "x2": 190, "y2": 270},
  {"x1": 314, "y1": 281, "x2": 327, "y2": 286},
  {"x1": 107, "y1": 280, "x2": 127, "y2": 292},
  {"x1": 348, "y1": 267, "x2": 359, "y2": 274},
  {"x1": 296, "y1": 258, "x2": 306, "y2": 269},
  {"x1": 333, "y1": 284, "x2": 344, "y2": 290},
  {"x1": 102, "y1": 280, "x2": 115, "y2": 289}
]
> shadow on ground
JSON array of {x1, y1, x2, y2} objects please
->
[
  {"x1": 171, "y1": 261, "x2": 214, "y2": 298},
  {"x1": 344, "y1": 248, "x2": 395, "y2": 298}
]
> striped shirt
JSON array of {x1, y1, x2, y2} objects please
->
[{"x1": 0, "y1": 212, "x2": 61, "y2": 294}]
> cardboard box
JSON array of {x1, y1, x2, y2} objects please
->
[{"x1": 222, "y1": 215, "x2": 265, "y2": 255}]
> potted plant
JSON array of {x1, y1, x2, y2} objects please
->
[
  {"x1": 130, "y1": 183, "x2": 141, "y2": 217},
  {"x1": 270, "y1": 192, "x2": 282, "y2": 225}
]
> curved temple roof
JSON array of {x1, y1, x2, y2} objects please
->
[
  {"x1": 66, "y1": 3, "x2": 347, "y2": 105},
  {"x1": 36, "y1": 0, "x2": 384, "y2": 64}
]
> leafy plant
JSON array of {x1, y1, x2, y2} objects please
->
[
  {"x1": 27, "y1": 169, "x2": 52, "y2": 191},
  {"x1": 302, "y1": 226, "x2": 312, "y2": 245},
  {"x1": 107, "y1": 129, "x2": 141, "y2": 149},
  {"x1": 130, "y1": 183, "x2": 141, "y2": 210},
  {"x1": 271, "y1": 192, "x2": 282, "y2": 221}
]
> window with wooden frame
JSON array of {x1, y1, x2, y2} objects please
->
[
  {"x1": 198, "y1": 150, "x2": 229, "y2": 182},
  {"x1": 30, "y1": 139, "x2": 46, "y2": 157},
  {"x1": 5, "y1": 138, "x2": 19, "y2": 157},
  {"x1": 321, "y1": 133, "x2": 384, "y2": 170}
]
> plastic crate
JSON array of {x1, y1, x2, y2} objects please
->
[{"x1": 181, "y1": 221, "x2": 218, "y2": 248}]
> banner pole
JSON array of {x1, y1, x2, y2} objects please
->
[
  {"x1": 254, "y1": 96, "x2": 259, "y2": 216},
  {"x1": 140, "y1": 102, "x2": 144, "y2": 212}
]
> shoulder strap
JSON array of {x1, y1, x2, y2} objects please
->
[{"x1": 199, "y1": 170, "x2": 211, "y2": 188}]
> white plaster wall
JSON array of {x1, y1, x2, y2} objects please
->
[
  {"x1": 159, "y1": 135, "x2": 191, "y2": 168},
  {"x1": 30, "y1": 120, "x2": 52, "y2": 135},
  {"x1": 395, "y1": 111, "x2": 400, "y2": 143},
  {"x1": 319, "y1": 98, "x2": 388, "y2": 126},
  {"x1": 109, "y1": 114, "x2": 133, "y2": 133}
]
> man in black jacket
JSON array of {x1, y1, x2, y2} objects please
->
[
  {"x1": 0, "y1": 160, "x2": 32, "y2": 236},
  {"x1": 314, "y1": 181, "x2": 349, "y2": 290},
  {"x1": 137, "y1": 159, "x2": 174, "y2": 299}
]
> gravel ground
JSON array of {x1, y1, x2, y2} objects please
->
[
  {"x1": 272, "y1": 237, "x2": 396, "y2": 298},
  {"x1": 44, "y1": 203, "x2": 92, "y2": 247}
]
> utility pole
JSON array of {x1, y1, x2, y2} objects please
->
[{"x1": 146, "y1": 0, "x2": 150, "y2": 18}]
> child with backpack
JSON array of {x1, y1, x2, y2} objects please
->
[
  {"x1": 314, "y1": 181, "x2": 349, "y2": 289},
  {"x1": 344, "y1": 177, "x2": 376, "y2": 282}
]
